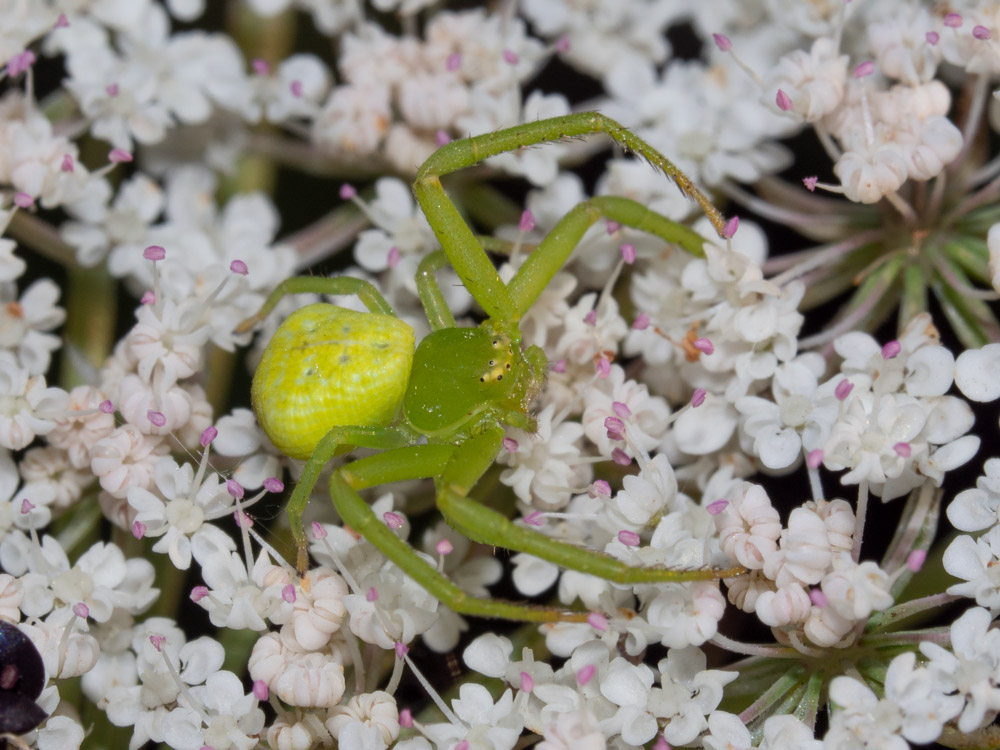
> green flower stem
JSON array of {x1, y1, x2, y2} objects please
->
[
  {"x1": 899, "y1": 264, "x2": 928, "y2": 328},
  {"x1": 796, "y1": 671, "x2": 823, "y2": 730},
  {"x1": 943, "y1": 237, "x2": 991, "y2": 285},
  {"x1": 736, "y1": 664, "x2": 806, "y2": 724},
  {"x1": 283, "y1": 202, "x2": 368, "y2": 271},
  {"x1": 933, "y1": 261, "x2": 1000, "y2": 346},
  {"x1": 881, "y1": 484, "x2": 939, "y2": 600},
  {"x1": 59, "y1": 266, "x2": 117, "y2": 389},
  {"x1": 865, "y1": 593, "x2": 962, "y2": 634},
  {"x1": 7, "y1": 210, "x2": 79, "y2": 268}
]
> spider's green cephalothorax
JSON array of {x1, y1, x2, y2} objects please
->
[
  {"x1": 404, "y1": 320, "x2": 541, "y2": 436},
  {"x1": 240, "y1": 113, "x2": 743, "y2": 623}
]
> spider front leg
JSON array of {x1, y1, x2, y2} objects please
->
[{"x1": 413, "y1": 112, "x2": 725, "y2": 320}]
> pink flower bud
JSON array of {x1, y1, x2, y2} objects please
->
[
  {"x1": 943, "y1": 12, "x2": 962, "y2": 27},
  {"x1": 809, "y1": 588, "x2": 827, "y2": 607},
  {"x1": 282, "y1": 584, "x2": 296, "y2": 603},
  {"x1": 234, "y1": 511, "x2": 253, "y2": 528},
  {"x1": 576, "y1": 664, "x2": 595, "y2": 685},
  {"x1": 803, "y1": 176, "x2": 818, "y2": 191},
  {"x1": 105, "y1": 83, "x2": 119, "y2": 97},
  {"x1": 853, "y1": 60, "x2": 875, "y2": 78},
  {"x1": 893, "y1": 442, "x2": 912, "y2": 458},
  {"x1": 633, "y1": 312, "x2": 650, "y2": 330},
  {"x1": 19, "y1": 499, "x2": 33, "y2": 514},
  {"x1": 502, "y1": 49, "x2": 519, "y2": 65},
  {"x1": 383, "y1": 511, "x2": 404, "y2": 529},
  {"x1": 612, "y1": 401, "x2": 631, "y2": 419},
  {"x1": 604, "y1": 416, "x2": 625, "y2": 435},
  {"x1": 446, "y1": 52, "x2": 461, "y2": 71},
  {"x1": 693, "y1": 338, "x2": 714, "y2": 355},
  {"x1": 590, "y1": 480, "x2": 611, "y2": 498},
  {"x1": 436, "y1": 539, "x2": 454, "y2": 556},
  {"x1": 775, "y1": 89, "x2": 793, "y2": 111},
  {"x1": 99, "y1": 400, "x2": 114, "y2": 414},
  {"x1": 653, "y1": 736, "x2": 670, "y2": 750},
  {"x1": 226, "y1": 479, "x2": 244, "y2": 499},
  {"x1": 311, "y1": 521, "x2": 327, "y2": 540},
  {"x1": 147, "y1": 410, "x2": 166, "y2": 427},
  {"x1": 339, "y1": 183, "x2": 356, "y2": 200},
  {"x1": 722, "y1": 215, "x2": 739, "y2": 239},
  {"x1": 974, "y1": 25, "x2": 991, "y2": 40},
  {"x1": 143, "y1": 245, "x2": 166, "y2": 261},
  {"x1": 587, "y1": 612, "x2": 608, "y2": 631},
  {"x1": 907, "y1": 549, "x2": 927, "y2": 572},
  {"x1": 140, "y1": 290, "x2": 155, "y2": 305},
  {"x1": 519, "y1": 210, "x2": 535, "y2": 233},
  {"x1": 926, "y1": 31, "x2": 940, "y2": 45},
  {"x1": 612, "y1": 448, "x2": 631, "y2": 466},
  {"x1": 520, "y1": 672, "x2": 534, "y2": 692},
  {"x1": 555, "y1": 35, "x2": 571, "y2": 53},
  {"x1": 73, "y1": 602, "x2": 90, "y2": 619},
  {"x1": 596, "y1": 357, "x2": 611, "y2": 378},
  {"x1": 253, "y1": 679, "x2": 269, "y2": 701},
  {"x1": 191, "y1": 586, "x2": 209, "y2": 602},
  {"x1": 289, "y1": 80, "x2": 303, "y2": 97},
  {"x1": 807, "y1": 449, "x2": 823, "y2": 469},
  {"x1": 502, "y1": 437, "x2": 518, "y2": 453},
  {"x1": 132, "y1": 521, "x2": 146, "y2": 539},
  {"x1": 551, "y1": 358, "x2": 567, "y2": 373},
  {"x1": 712, "y1": 33, "x2": 732, "y2": 51},
  {"x1": 835, "y1": 379, "x2": 853, "y2": 400},
  {"x1": 108, "y1": 148, "x2": 133, "y2": 163},
  {"x1": 394, "y1": 641, "x2": 409, "y2": 658},
  {"x1": 881, "y1": 340, "x2": 901, "y2": 359},
  {"x1": 706, "y1": 499, "x2": 728, "y2": 515},
  {"x1": 605, "y1": 220, "x2": 620, "y2": 234},
  {"x1": 399, "y1": 709, "x2": 413, "y2": 728},
  {"x1": 251, "y1": 58, "x2": 270, "y2": 76},
  {"x1": 387, "y1": 246, "x2": 401, "y2": 268},
  {"x1": 618, "y1": 529, "x2": 640, "y2": 547},
  {"x1": 583, "y1": 309, "x2": 597, "y2": 326},
  {"x1": 264, "y1": 477, "x2": 285, "y2": 493},
  {"x1": 620, "y1": 243, "x2": 636, "y2": 264},
  {"x1": 230, "y1": 259, "x2": 249, "y2": 275},
  {"x1": 523, "y1": 511, "x2": 545, "y2": 526},
  {"x1": 55, "y1": 12, "x2": 69, "y2": 27},
  {"x1": 691, "y1": 388, "x2": 706, "y2": 407},
  {"x1": 435, "y1": 130, "x2": 451, "y2": 146},
  {"x1": 200, "y1": 426, "x2": 218, "y2": 447},
  {"x1": 149, "y1": 634, "x2": 166, "y2": 651},
  {"x1": 367, "y1": 587, "x2": 378, "y2": 602},
  {"x1": 61, "y1": 154, "x2": 74, "y2": 172},
  {"x1": 13, "y1": 192, "x2": 33, "y2": 208}
]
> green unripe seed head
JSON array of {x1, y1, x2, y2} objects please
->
[{"x1": 252, "y1": 304, "x2": 415, "y2": 459}]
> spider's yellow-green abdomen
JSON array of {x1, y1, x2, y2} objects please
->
[{"x1": 251, "y1": 303, "x2": 415, "y2": 460}]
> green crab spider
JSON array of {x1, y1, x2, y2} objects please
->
[{"x1": 237, "y1": 113, "x2": 744, "y2": 623}]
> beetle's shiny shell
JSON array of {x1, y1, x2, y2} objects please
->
[{"x1": 251, "y1": 303, "x2": 415, "y2": 459}]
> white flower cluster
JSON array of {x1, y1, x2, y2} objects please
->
[{"x1": 1, "y1": 1, "x2": 1000, "y2": 750}]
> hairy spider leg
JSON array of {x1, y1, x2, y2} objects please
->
[{"x1": 413, "y1": 112, "x2": 725, "y2": 322}]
